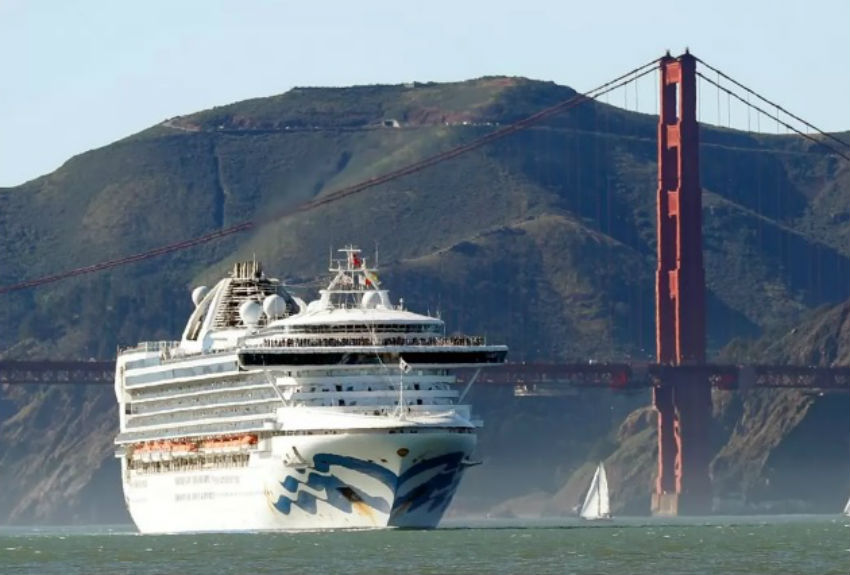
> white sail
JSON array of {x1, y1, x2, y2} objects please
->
[
  {"x1": 843, "y1": 496, "x2": 850, "y2": 517},
  {"x1": 580, "y1": 463, "x2": 611, "y2": 520},
  {"x1": 598, "y1": 464, "x2": 610, "y2": 517}
]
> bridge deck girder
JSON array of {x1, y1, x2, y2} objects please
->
[{"x1": 1, "y1": 360, "x2": 846, "y2": 390}]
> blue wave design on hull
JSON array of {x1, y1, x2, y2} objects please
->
[
  {"x1": 273, "y1": 469, "x2": 391, "y2": 515},
  {"x1": 272, "y1": 451, "x2": 466, "y2": 524}
]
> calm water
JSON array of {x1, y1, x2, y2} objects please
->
[{"x1": 1, "y1": 516, "x2": 848, "y2": 575}]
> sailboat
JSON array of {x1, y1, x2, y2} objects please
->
[
  {"x1": 579, "y1": 462, "x2": 612, "y2": 521},
  {"x1": 843, "y1": 496, "x2": 849, "y2": 517}
]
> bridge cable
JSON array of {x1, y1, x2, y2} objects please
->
[
  {"x1": 0, "y1": 59, "x2": 661, "y2": 295},
  {"x1": 696, "y1": 72, "x2": 850, "y2": 163},
  {"x1": 696, "y1": 57, "x2": 850, "y2": 151}
]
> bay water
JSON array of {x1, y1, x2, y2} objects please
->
[{"x1": 1, "y1": 515, "x2": 847, "y2": 574}]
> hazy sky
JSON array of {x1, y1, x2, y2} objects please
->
[{"x1": 1, "y1": 0, "x2": 848, "y2": 187}]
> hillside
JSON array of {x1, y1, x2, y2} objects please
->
[
  {"x1": 0, "y1": 76, "x2": 848, "y2": 523},
  {"x1": 556, "y1": 300, "x2": 850, "y2": 517},
  {"x1": 708, "y1": 300, "x2": 850, "y2": 511}
]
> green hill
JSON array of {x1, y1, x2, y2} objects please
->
[{"x1": 0, "y1": 76, "x2": 847, "y2": 522}]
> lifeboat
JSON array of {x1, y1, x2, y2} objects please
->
[
  {"x1": 131, "y1": 439, "x2": 201, "y2": 461},
  {"x1": 169, "y1": 441, "x2": 198, "y2": 456},
  {"x1": 130, "y1": 443, "x2": 153, "y2": 463},
  {"x1": 240, "y1": 434, "x2": 258, "y2": 445},
  {"x1": 200, "y1": 434, "x2": 258, "y2": 452}
]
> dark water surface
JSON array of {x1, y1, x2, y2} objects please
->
[{"x1": 1, "y1": 515, "x2": 847, "y2": 574}]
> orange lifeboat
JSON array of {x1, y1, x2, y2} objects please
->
[
  {"x1": 170, "y1": 441, "x2": 198, "y2": 455},
  {"x1": 200, "y1": 434, "x2": 258, "y2": 451}
]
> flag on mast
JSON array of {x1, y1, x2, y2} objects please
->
[
  {"x1": 399, "y1": 357, "x2": 412, "y2": 374},
  {"x1": 363, "y1": 268, "x2": 380, "y2": 287}
]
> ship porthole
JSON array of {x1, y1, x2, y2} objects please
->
[{"x1": 397, "y1": 448, "x2": 409, "y2": 457}]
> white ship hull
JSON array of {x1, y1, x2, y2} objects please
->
[{"x1": 122, "y1": 429, "x2": 475, "y2": 533}]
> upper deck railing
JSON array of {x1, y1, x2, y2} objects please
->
[
  {"x1": 119, "y1": 341, "x2": 181, "y2": 354},
  {"x1": 2, "y1": 360, "x2": 847, "y2": 391},
  {"x1": 254, "y1": 335, "x2": 488, "y2": 348}
]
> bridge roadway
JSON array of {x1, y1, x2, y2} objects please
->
[{"x1": 1, "y1": 360, "x2": 847, "y2": 391}]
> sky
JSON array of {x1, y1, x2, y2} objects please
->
[{"x1": 1, "y1": 0, "x2": 848, "y2": 187}]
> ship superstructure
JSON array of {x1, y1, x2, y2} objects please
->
[{"x1": 114, "y1": 248, "x2": 506, "y2": 533}]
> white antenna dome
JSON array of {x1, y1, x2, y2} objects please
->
[
  {"x1": 191, "y1": 286, "x2": 209, "y2": 307},
  {"x1": 262, "y1": 294, "x2": 288, "y2": 319},
  {"x1": 239, "y1": 300, "x2": 262, "y2": 328}
]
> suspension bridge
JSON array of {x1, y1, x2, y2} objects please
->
[{"x1": 1, "y1": 51, "x2": 848, "y2": 516}]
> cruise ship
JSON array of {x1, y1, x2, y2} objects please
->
[{"x1": 114, "y1": 248, "x2": 507, "y2": 533}]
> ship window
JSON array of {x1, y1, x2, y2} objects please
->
[
  {"x1": 338, "y1": 399, "x2": 345, "y2": 406},
  {"x1": 414, "y1": 384, "x2": 420, "y2": 390}
]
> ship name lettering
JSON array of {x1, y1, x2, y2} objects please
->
[
  {"x1": 175, "y1": 475, "x2": 214, "y2": 486},
  {"x1": 212, "y1": 475, "x2": 240, "y2": 485},
  {"x1": 174, "y1": 492, "x2": 215, "y2": 502}
]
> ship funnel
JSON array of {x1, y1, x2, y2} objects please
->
[{"x1": 232, "y1": 260, "x2": 263, "y2": 279}]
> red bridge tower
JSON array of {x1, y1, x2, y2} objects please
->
[{"x1": 652, "y1": 51, "x2": 712, "y2": 515}]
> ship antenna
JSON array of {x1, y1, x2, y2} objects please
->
[{"x1": 374, "y1": 241, "x2": 379, "y2": 269}]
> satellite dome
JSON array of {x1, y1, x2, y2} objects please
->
[
  {"x1": 263, "y1": 294, "x2": 288, "y2": 319},
  {"x1": 191, "y1": 286, "x2": 209, "y2": 307},
  {"x1": 239, "y1": 300, "x2": 262, "y2": 328}
]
